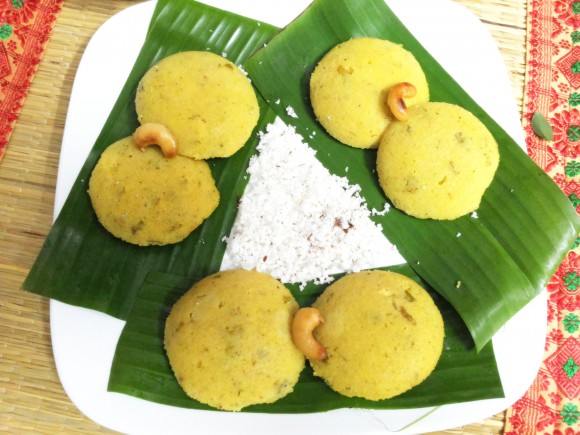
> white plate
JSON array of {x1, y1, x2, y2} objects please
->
[{"x1": 50, "y1": 1, "x2": 545, "y2": 434}]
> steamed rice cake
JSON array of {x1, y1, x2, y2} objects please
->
[
  {"x1": 135, "y1": 51, "x2": 259, "y2": 159},
  {"x1": 88, "y1": 136, "x2": 219, "y2": 246},
  {"x1": 376, "y1": 102, "x2": 499, "y2": 220},
  {"x1": 164, "y1": 269, "x2": 305, "y2": 411},
  {"x1": 310, "y1": 270, "x2": 444, "y2": 401},
  {"x1": 310, "y1": 37, "x2": 429, "y2": 149}
]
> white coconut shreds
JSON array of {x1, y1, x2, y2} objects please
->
[{"x1": 221, "y1": 117, "x2": 404, "y2": 288}]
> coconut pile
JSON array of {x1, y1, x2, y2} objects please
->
[{"x1": 222, "y1": 117, "x2": 403, "y2": 287}]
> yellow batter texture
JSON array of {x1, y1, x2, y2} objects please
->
[
  {"x1": 164, "y1": 269, "x2": 305, "y2": 411},
  {"x1": 136, "y1": 51, "x2": 260, "y2": 159},
  {"x1": 310, "y1": 270, "x2": 444, "y2": 401},
  {"x1": 310, "y1": 37, "x2": 429, "y2": 149},
  {"x1": 376, "y1": 102, "x2": 499, "y2": 220},
  {"x1": 88, "y1": 136, "x2": 219, "y2": 246}
]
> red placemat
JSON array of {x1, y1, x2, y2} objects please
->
[
  {"x1": 0, "y1": 0, "x2": 63, "y2": 163},
  {"x1": 504, "y1": 0, "x2": 580, "y2": 433}
]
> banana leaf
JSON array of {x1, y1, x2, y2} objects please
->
[
  {"x1": 23, "y1": 0, "x2": 279, "y2": 319},
  {"x1": 243, "y1": 0, "x2": 580, "y2": 350},
  {"x1": 107, "y1": 264, "x2": 503, "y2": 411}
]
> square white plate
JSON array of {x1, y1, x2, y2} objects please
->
[{"x1": 50, "y1": 1, "x2": 545, "y2": 434}]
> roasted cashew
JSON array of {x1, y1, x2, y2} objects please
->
[
  {"x1": 133, "y1": 123, "x2": 178, "y2": 158},
  {"x1": 292, "y1": 307, "x2": 328, "y2": 361},
  {"x1": 387, "y1": 82, "x2": 417, "y2": 122}
]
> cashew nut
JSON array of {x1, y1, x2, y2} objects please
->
[
  {"x1": 292, "y1": 307, "x2": 328, "y2": 361},
  {"x1": 387, "y1": 82, "x2": 417, "y2": 122},
  {"x1": 133, "y1": 123, "x2": 178, "y2": 158}
]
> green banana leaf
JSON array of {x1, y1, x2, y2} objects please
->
[
  {"x1": 243, "y1": 0, "x2": 580, "y2": 350},
  {"x1": 107, "y1": 264, "x2": 503, "y2": 411},
  {"x1": 23, "y1": 0, "x2": 279, "y2": 319}
]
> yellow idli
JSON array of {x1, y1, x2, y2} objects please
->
[
  {"x1": 376, "y1": 102, "x2": 499, "y2": 220},
  {"x1": 310, "y1": 37, "x2": 429, "y2": 149},
  {"x1": 310, "y1": 270, "x2": 444, "y2": 401},
  {"x1": 136, "y1": 51, "x2": 259, "y2": 159},
  {"x1": 164, "y1": 269, "x2": 305, "y2": 411},
  {"x1": 88, "y1": 136, "x2": 219, "y2": 246}
]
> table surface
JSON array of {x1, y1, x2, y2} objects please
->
[{"x1": 0, "y1": 0, "x2": 526, "y2": 433}]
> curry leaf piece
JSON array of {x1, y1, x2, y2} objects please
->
[
  {"x1": 107, "y1": 265, "x2": 503, "y2": 412},
  {"x1": 23, "y1": 0, "x2": 279, "y2": 319},
  {"x1": 244, "y1": 0, "x2": 580, "y2": 350}
]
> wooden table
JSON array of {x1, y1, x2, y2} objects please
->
[{"x1": 0, "y1": 0, "x2": 526, "y2": 433}]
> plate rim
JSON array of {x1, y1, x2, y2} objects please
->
[{"x1": 50, "y1": 1, "x2": 543, "y2": 434}]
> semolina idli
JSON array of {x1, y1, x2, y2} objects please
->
[
  {"x1": 376, "y1": 102, "x2": 499, "y2": 220},
  {"x1": 88, "y1": 136, "x2": 219, "y2": 246},
  {"x1": 164, "y1": 269, "x2": 305, "y2": 411},
  {"x1": 310, "y1": 270, "x2": 444, "y2": 401},
  {"x1": 135, "y1": 51, "x2": 260, "y2": 159},
  {"x1": 310, "y1": 37, "x2": 429, "y2": 149}
]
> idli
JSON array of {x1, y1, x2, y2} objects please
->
[
  {"x1": 377, "y1": 102, "x2": 499, "y2": 220},
  {"x1": 309, "y1": 270, "x2": 444, "y2": 400},
  {"x1": 136, "y1": 51, "x2": 260, "y2": 159},
  {"x1": 310, "y1": 37, "x2": 429, "y2": 149},
  {"x1": 164, "y1": 269, "x2": 305, "y2": 411},
  {"x1": 88, "y1": 136, "x2": 219, "y2": 246}
]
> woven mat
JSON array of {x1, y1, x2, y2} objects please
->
[{"x1": 0, "y1": 1, "x2": 531, "y2": 434}]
